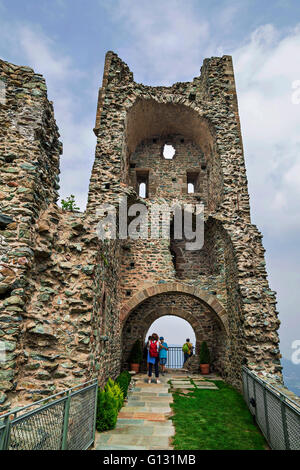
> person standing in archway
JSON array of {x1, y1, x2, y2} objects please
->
[
  {"x1": 148, "y1": 333, "x2": 161, "y2": 384},
  {"x1": 159, "y1": 336, "x2": 168, "y2": 376},
  {"x1": 182, "y1": 338, "x2": 193, "y2": 365},
  {"x1": 145, "y1": 335, "x2": 152, "y2": 373}
]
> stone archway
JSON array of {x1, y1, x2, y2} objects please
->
[
  {"x1": 120, "y1": 281, "x2": 229, "y2": 334},
  {"x1": 121, "y1": 283, "x2": 229, "y2": 376}
]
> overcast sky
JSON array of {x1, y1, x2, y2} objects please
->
[{"x1": 0, "y1": 0, "x2": 299, "y2": 361}]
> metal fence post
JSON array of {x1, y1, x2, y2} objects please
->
[
  {"x1": 0, "y1": 415, "x2": 11, "y2": 450},
  {"x1": 92, "y1": 383, "x2": 98, "y2": 446},
  {"x1": 263, "y1": 387, "x2": 270, "y2": 443},
  {"x1": 246, "y1": 371, "x2": 250, "y2": 406},
  {"x1": 253, "y1": 378, "x2": 257, "y2": 420},
  {"x1": 280, "y1": 395, "x2": 290, "y2": 450},
  {"x1": 61, "y1": 392, "x2": 71, "y2": 450}
]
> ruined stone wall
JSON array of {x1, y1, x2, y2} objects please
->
[
  {"x1": 129, "y1": 135, "x2": 207, "y2": 201},
  {"x1": 0, "y1": 50, "x2": 283, "y2": 410},
  {"x1": 0, "y1": 60, "x2": 61, "y2": 410},
  {"x1": 0, "y1": 60, "x2": 122, "y2": 411}
]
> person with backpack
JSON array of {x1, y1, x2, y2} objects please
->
[
  {"x1": 182, "y1": 338, "x2": 193, "y2": 365},
  {"x1": 148, "y1": 333, "x2": 161, "y2": 384},
  {"x1": 159, "y1": 336, "x2": 168, "y2": 376},
  {"x1": 144, "y1": 335, "x2": 152, "y2": 373}
]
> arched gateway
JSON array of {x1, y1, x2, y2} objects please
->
[{"x1": 121, "y1": 283, "x2": 229, "y2": 376}]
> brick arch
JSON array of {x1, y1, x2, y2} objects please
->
[{"x1": 120, "y1": 281, "x2": 229, "y2": 335}]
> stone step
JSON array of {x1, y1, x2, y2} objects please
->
[
  {"x1": 116, "y1": 419, "x2": 173, "y2": 429},
  {"x1": 102, "y1": 434, "x2": 171, "y2": 448},
  {"x1": 118, "y1": 411, "x2": 168, "y2": 421},
  {"x1": 107, "y1": 423, "x2": 174, "y2": 437}
]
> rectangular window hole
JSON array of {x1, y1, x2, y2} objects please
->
[
  {"x1": 136, "y1": 170, "x2": 149, "y2": 198},
  {"x1": 187, "y1": 171, "x2": 200, "y2": 194}
]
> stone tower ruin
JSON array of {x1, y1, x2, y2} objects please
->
[{"x1": 0, "y1": 52, "x2": 282, "y2": 412}]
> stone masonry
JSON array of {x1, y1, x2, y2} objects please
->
[{"x1": 0, "y1": 51, "x2": 284, "y2": 412}]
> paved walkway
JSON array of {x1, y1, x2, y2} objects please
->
[{"x1": 95, "y1": 371, "x2": 221, "y2": 451}]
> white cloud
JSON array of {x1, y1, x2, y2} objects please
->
[
  {"x1": 102, "y1": 0, "x2": 210, "y2": 85},
  {"x1": 0, "y1": 21, "x2": 96, "y2": 211},
  {"x1": 18, "y1": 27, "x2": 75, "y2": 81},
  {"x1": 233, "y1": 24, "x2": 300, "y2": 236}
]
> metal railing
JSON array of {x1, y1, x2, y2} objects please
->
[
  {"x1": 0, "y1": 379, "x2": 98, "y2": 450},
  {"x1": 166, "y1": 347, "x2": 184, "y2": 369},
  {"x1": 166, "y1": 347, "x2": 194, "y2": 369},
  {"x1": 242, "y1": 367, "x2": 300, "y2": 450}
]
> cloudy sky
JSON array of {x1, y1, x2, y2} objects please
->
[{"x1": 0, "y1": 0, "x2": 299, "y2": 361}]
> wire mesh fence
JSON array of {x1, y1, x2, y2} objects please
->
[
  {"x1": 242, "y1": 367, "x2": 300, "y2": 450},
  {"x1": 0, "y1": 379, "x2": 98, "y2": 451}
]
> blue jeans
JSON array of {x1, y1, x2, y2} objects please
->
[
  {"x1": 183, "y1": 353, "x2": 190, "y2": 364},
  {"x1": 148, "y1": 357, "x2": 159, "y2": 377}
]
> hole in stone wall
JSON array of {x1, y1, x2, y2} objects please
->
[
  {"x1": 104, "y1": 183, "x2": 110, "y2": 189},
  {"x1": 187, "y1": 172, "x2": 200, "y2": 194},
  {"x1": 139, "y1": 182, "x2": 146, "y2": 198},
  {"x1": 126, "y1": 290, "x2": 132, "y2": 297},
  {"x1": 136, "y1": 170, "x2": 149, "y2": 198},
  {"x1": 170, "y1": 249, "x2": 177, "y2": 272},
  {"x1": 188, "y1": 183, "x2": 195, "y2": 194},
  {"x1": 163, "y1": 144, "x2": 175, "y2": 160},
  {"x1": 0, "y1": 288, "x2": 13, "y2": 301}
]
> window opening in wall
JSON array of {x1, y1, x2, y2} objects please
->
[
  {"x1": 139, "y1": 182, "x2": 146, "y2": 198},
  {"x1": 171, "y1": 249, "x2": 177, "y2": 272},
  {"x1": 188, "y1": 183, "x2": 195, "y2": 194},
  {"x1": 163, "y1": 144, "x2": 175, "y2": 160},
  {"x1": 187, "y1": 171, "x2": 200, "y2": 194},
  {"x1": 136, "y1": 170, "x2": 149, "y2": 198}
]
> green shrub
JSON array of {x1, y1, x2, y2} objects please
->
[
  {"x1": 96, "y1": 376, "x2": 127, "y2": 432},
  {"x1": 129, "y1": 340, "x2": 143, "y2": 364},
  {"x1": 96, "y1": 387, "x2": 118, "y2": 432},
  {"x1": 115, "y1": 371, "x2": 131, "y2": 398},
  {"x1": 105, "y1": 378, "x2": 124, "y2": 411},
  {"x1": 61, "y1": 194, "x2": 80, "y2": 212},
  {"x1": 199, "y1": 341, "x2": 210, "y2": 364}
]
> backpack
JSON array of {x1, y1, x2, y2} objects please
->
[
  {"x1": 182, "y1": 343, "x2": 189, "y2": 354},
  {"x1": 149, "y1": 340, "x2": 158, "y2": 358}
]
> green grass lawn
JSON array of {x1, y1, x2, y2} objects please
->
[{"x1": 170, "y1": 380, "x2": 268, "y2": 450}]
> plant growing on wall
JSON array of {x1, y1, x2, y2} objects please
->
[
  {"x1": 129, "y1": 339, "x2": 143, "y2": 364},
  {"x1": 199, "y1": 341, "x2": 210, "y2": 364},
  {"x1": 61, "y1": 194, "x2": 80, "y2": 212}
]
